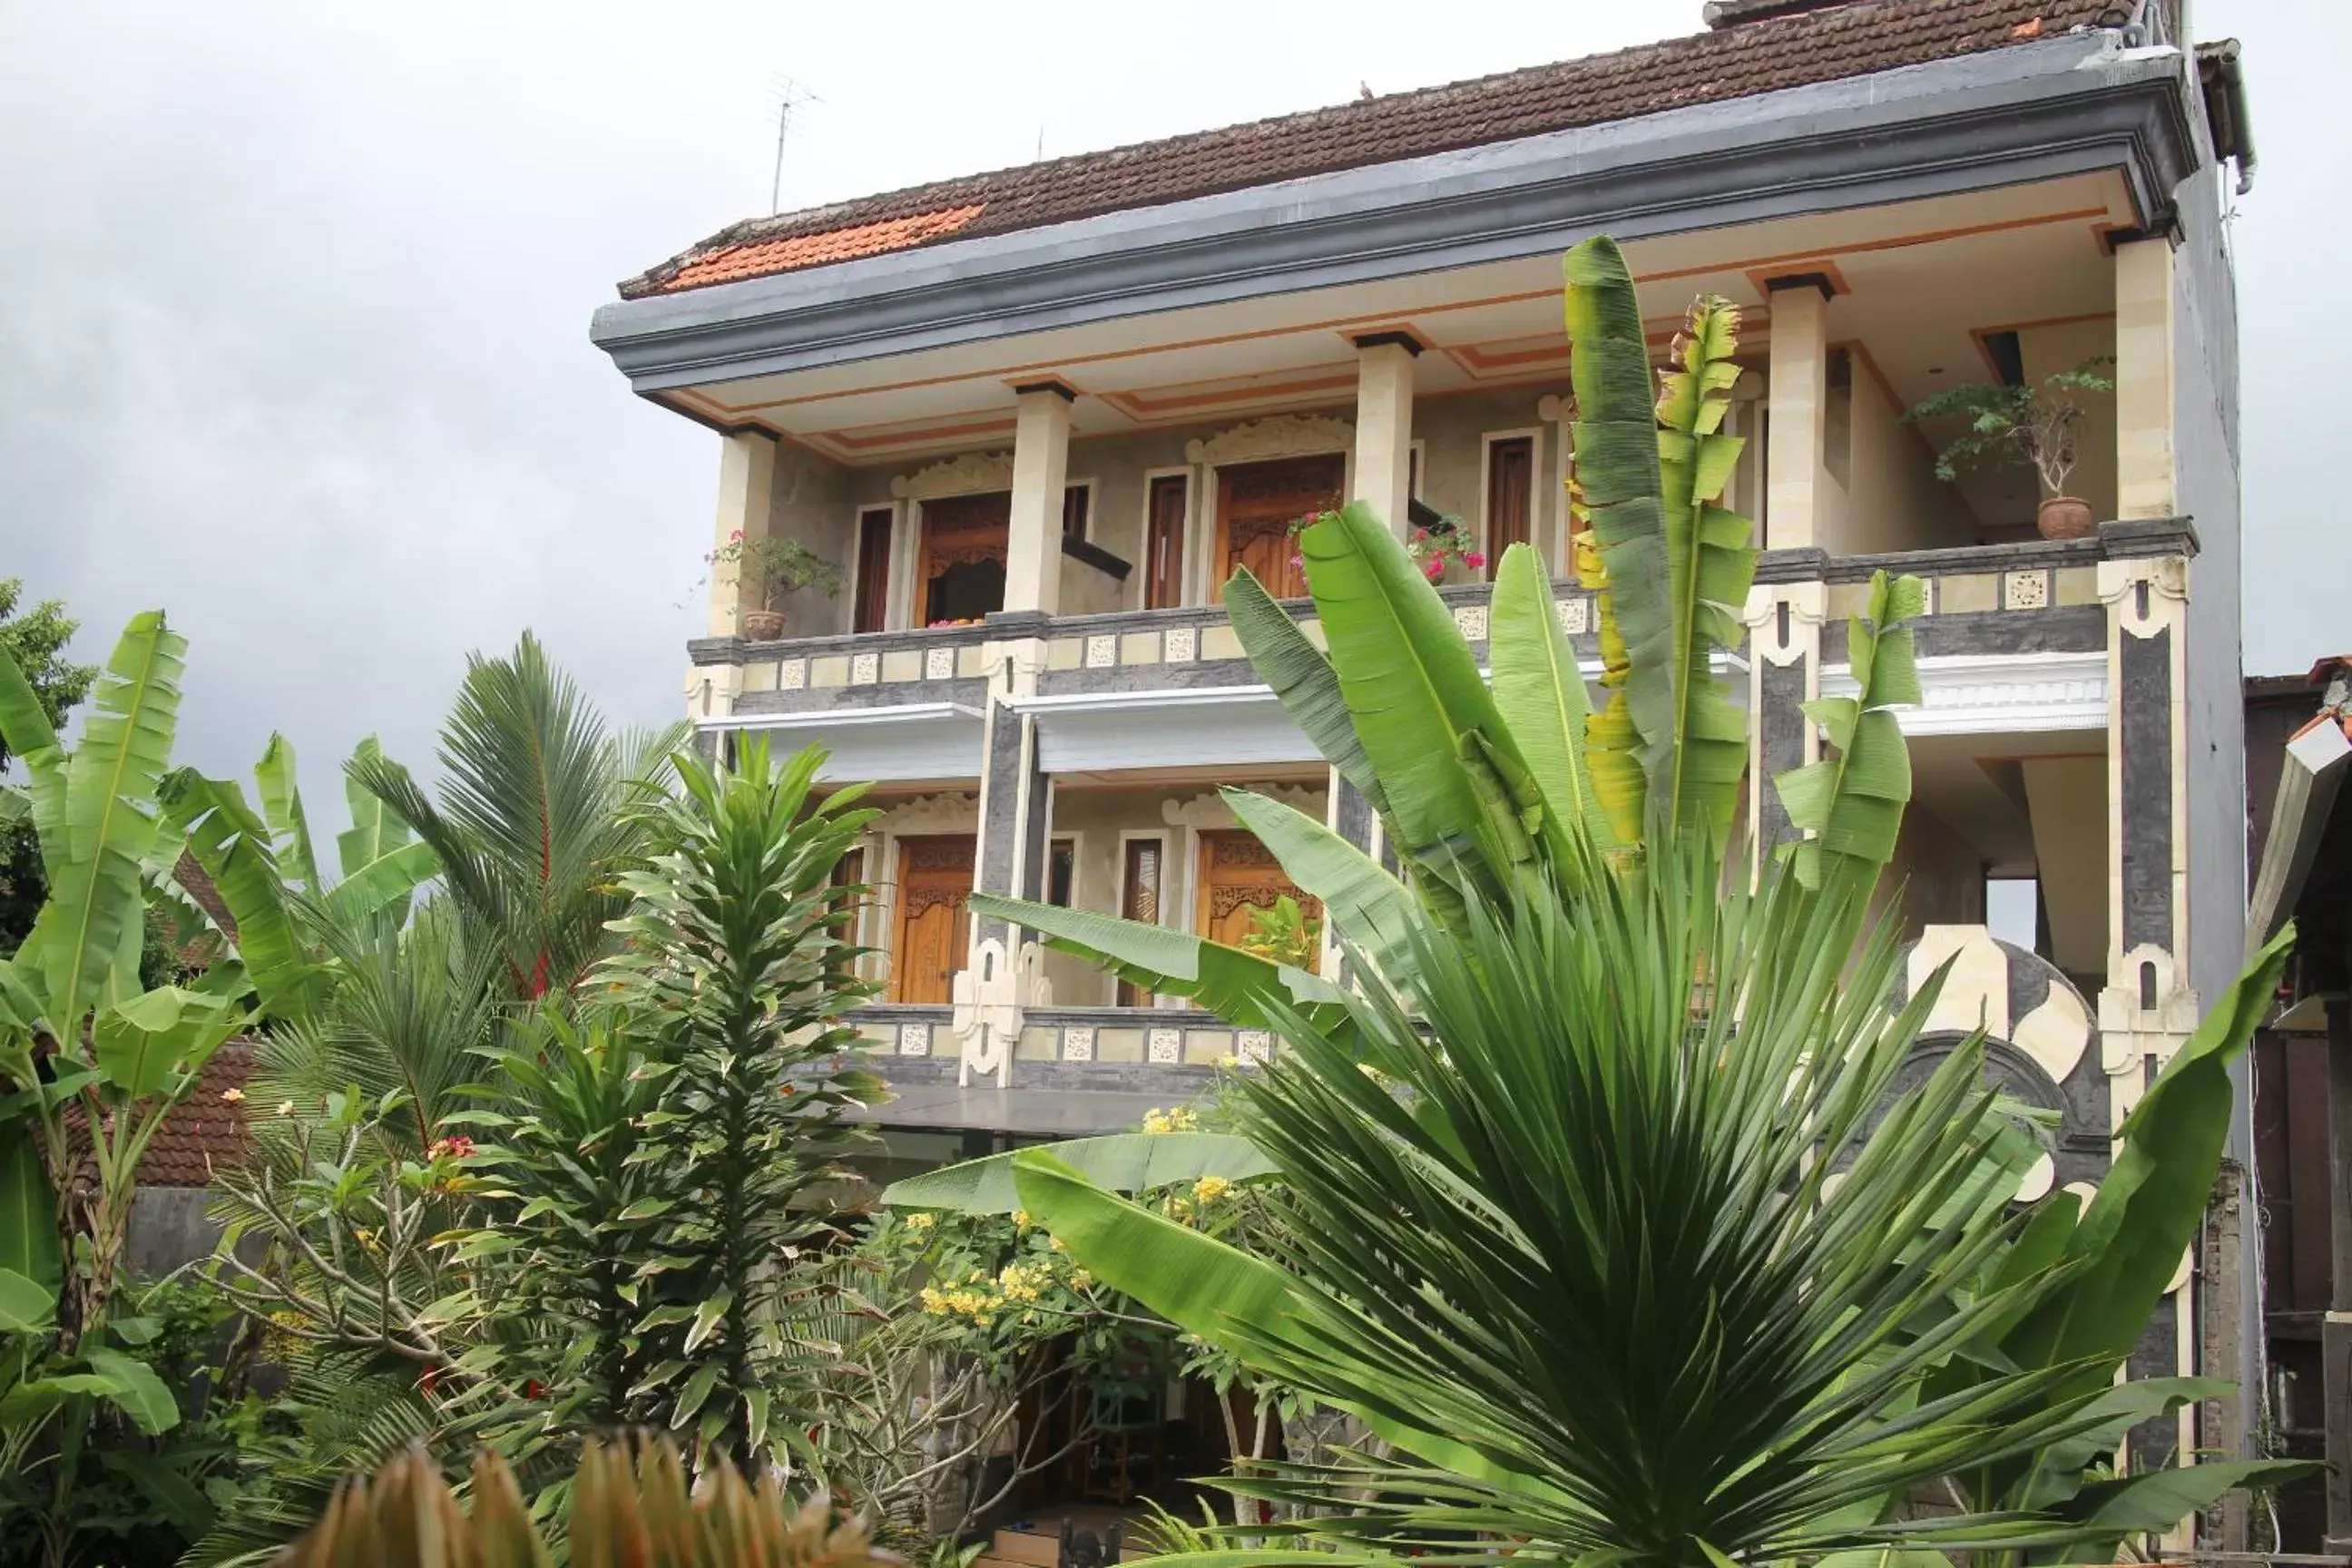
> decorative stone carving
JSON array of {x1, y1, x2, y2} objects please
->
[
  {"x1": 1185, "y1": 414, "x2": 1354, "y2": 468},
  {"x1": 1163, "y1": 626, "x2": 1197, "y2": 663},
  {"x1": 897, "y1": 1023, "x2": 931, "y2": 1057},
  {"x1": 1556, "y1": 597, "x2": 1590, "y2": 636},
  {"x1": 1452, "y1": 605, "x2": 1489, "y2": 642},
  {"x1": 1236, "y1": 1029, "x2": 1273, "y2": 1064},
  {"x1": 1062, "y1": 1025, "x2": 1095, "y2": 1063},
  {"x1": 2098, "y1": 554, "x2": 2190, "y2": 639},
  {"x1": 850, "y1": 652, "x2": 880, "y2": 684},
  {"x1": 779, "y1": 659, "x2": 808, "y2": 691},
  {"x1": 892, "y1": 451, "x2": 1015, "y2": 501},
  {"x1": 1161, "y1": 783, "x2": 1321, "y2": 830},
  {"x1": 878, "y1": 792, "x2": 980, "y2": 834},
  {"x1": 2003, "y1": 570, "x2": 2050, "y2": 611},
  {"x1": 1085, "y1": 633, "x2": 1118, "y2": 669},
  {"x1": 1148, "y1": 1026, "x2": 1182, "y2": 1063},
  {"x1": 924, "y1": 645, "x2": 956, "y2": 680}
]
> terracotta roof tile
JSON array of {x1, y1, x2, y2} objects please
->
[
  {"x1": 620, "y1": 0, "x2": 2122, "y2": 299},
  {"x1": 136, "y1": 1042, "x2": 256, "y2": 1188}
]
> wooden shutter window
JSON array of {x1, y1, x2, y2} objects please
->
[
  {"x1": 851, "y1": 508, "x2": 893, "y2": 633},
  {"x1": 1485, "y1": 436, "x2": 1534, "y2": 576},
  {"x1": 1145, "y1": 474, "x2": 1189, "y2": 610},
  {"x1": 1116, "y1": 838, "x2": 1162, "y2": 1007}
]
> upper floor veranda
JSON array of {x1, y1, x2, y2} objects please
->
[{"x1": 591, "y1": 4, "x2": 2238, "y2": 720}]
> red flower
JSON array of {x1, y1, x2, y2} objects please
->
[
  {"x1": 1423, "y1": 560, "x2": 1445, "y2": 582},
  {"x1": 524, "y1": 1379, "x2": 545, "y2": 1399},
  {"x1": 1464, "y1": 551, "x2": 1486, "y2": 569}
]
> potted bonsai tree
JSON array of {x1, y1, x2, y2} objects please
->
[
  {"x1": 1904, "y1": 358, "x2": 2115, "y2": 539},
  {"x1": 707, "y1": 530, "x2": 846, "y2": 640}
]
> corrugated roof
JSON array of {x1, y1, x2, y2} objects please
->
[{"x1": 620, "y1": 0, "x2": 2121, "y2": 299}]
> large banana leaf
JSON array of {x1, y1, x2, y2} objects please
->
[
  {"x1": 1012, "y1": 1147, "x2": 1574, "y2": 1505},
  {"x1": 335, "y1": 736, "x2": 415, "y2": 877},
  {"x1": 966, "y1": 893, "x2": 1353, "y2": 1038},
  {"x1": 1223, "y1": 568, "x2": 1387, "y2": 820},
  {"x1": 92, "y1": 986, "x2": 245, "y2": 1099},
  {"x1": 0, "y1": 1136, "x2": 58, "y2": 1303},
  {"x1": 24, "y1": 612, "x2": 184, "y2": 1032},
  {"x1": 1219, "y1": 788, "x2": 1419, "y2": 986},
  {"x1": 885, "y1": 1132, "x2": 1277, "y2": 1213},
  {"x1": 1563, "y1": 236, "x2": 1674, "y2": 844},
  {"x1": 1651, "y1": 296, "x2": 1759, "y2": 844},
  {"x1": 1295, "y1": 502, "x2": 1528, "y2": 870},
  {"x1": 162, "y1": 770, "x2": 331, "y2": 1020},
  {"x1": 1774, "y1": 572, "x2": 1927, "y2": 887},
  {"x1": 1487, "y1": 542, "x2": 1614, "y2": 854},
  {"x1": 320, "y1": 839, "x2": 437, "y2": 928},
  {"x1": 0, "y1": 644, "x2": 66, "y2": 888},
  {"x1": 256, "y1": 733, "x2": 323, "y2": 897}
]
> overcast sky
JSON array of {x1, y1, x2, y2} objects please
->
[{"x1": 0, "y1": 0, "x2": 2337, "y2": 829}]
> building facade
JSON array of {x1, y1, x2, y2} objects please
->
[{"x1": 593, "y1": 0, "x2": 2255, "y2": 1503}]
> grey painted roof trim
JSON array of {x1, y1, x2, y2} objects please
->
[{"x1": 591, "y1": 34, "x2": 2200, "y2": 394}]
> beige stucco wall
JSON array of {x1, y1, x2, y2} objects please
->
[
  {"x1": 760, "y1": 440, "x2": 858, "y2": 637},
  {"x1": 1824, "y1": 353, "x2": 1971, "y2": 556}
]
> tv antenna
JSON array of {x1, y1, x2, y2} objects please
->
[{"x1": 768, "y1": 74, "x2": 824, "y2": 213}]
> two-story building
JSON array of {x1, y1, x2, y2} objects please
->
[{"x1": 593, "y1": 0, "x2": 2256, "y2": 1509}]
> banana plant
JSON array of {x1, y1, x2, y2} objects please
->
[
  {"x1": 0, "y1": 615, "x2": 250, "y2": 1563},
  {"x1": 0, "y1": 612, "x2": 254, "y2": 1353},
  {"x1": 158, "y1": 733, "x2": 438, "y2": 1024}
]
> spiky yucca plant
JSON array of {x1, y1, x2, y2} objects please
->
[{"x1": 276, "y1": 1434, "x2": 899, "y2": 1568}]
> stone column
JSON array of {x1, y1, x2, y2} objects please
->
[
  {"x1": 1536, "y1": 393, "x2": 1576, "y2": 575},
  {"x1": 1744, "y1": 571, "x2": 1827, "y2": 878},
  {"x1": 2113, "y1": 237, "x2": 2179, "y2": 521},
  {"x1": 1351, "y1": 334, "x2": 1419, "y2": 539},
  {"x1": 954, "y1": 627, "x2": 1054, "y2": 1088},
  {"x1": 1321, "y1": 771, "x2": 1378, "y2": 979},
  {"x1": 2099, "y1": 545, "x2": 2198, "y2": 1486},
  {"x1": 1004, "y1": 381, "x2": 1074, "y2": 616},
  {"x1": 708, "y1": 431, "x2": 779, "y2": 638},
  {"x1": 1763, "y1": 275, "x2": 1832, "y2": 552}
]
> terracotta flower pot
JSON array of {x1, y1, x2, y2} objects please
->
[
  {"x1": 2036, "y1": 496, "x2": 2096, "y2": 542},
  {"x1": 740, "y1": 609, "x2": 786, "y2": 641}
]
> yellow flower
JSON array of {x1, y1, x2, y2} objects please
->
[
  {"x1": 1069, "y1": 1269, "x2": 1093, "y2": 1291},
  {"x1": 904, "y1": 1211, "x2": 935, "y2": 1231},
  {"x1": 1012, "y1": 1209, "x2": 1032, "y2": 1230},
  {"x1": 220, "y1": 1087, "x2": 246, "y2": 1104},
  {"x1": 1049, "y1": 1235, "x2": 1068, "y2": 1254},
  {"x1": 1193, "y1": 1176, "x2": 1230, "y2": 1204}
]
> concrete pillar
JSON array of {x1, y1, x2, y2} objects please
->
[
  {"x1": 1536, "y1": 393, "x2": 1576, "y2": 575},
  {"x1": 1004, "y1": 382, "x2": 1074, "y2": 616},
  {"x1": 954, "y1": 628, "x2": 1054, "y2": 1088},
  {"x1": 1763, "y1": 276, "x2": 1832, "y2": 552},
  {"x1": 709, "y1": 431, "x2": 779, "y2": 637},
  {"x1": 1744, "y1": 574, "x2": 1826, "y2": 879},
  {"x1": 1351, "y1": 335, "x2": 1419, "y2": 539},
  {"x1": 2114, "y1": 237, "x2": 2179, "y2": 520},
  {"x1": 2097, "y1": 546, "x2": 2200, "y2": 1491}
]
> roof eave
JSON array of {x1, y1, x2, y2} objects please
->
[{"x1": 590, "y1": 33, "x2": 2201, "y2": 396}]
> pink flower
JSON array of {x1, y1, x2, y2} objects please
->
[
  {"x1": 1423, "y1": 560, "x2": 1445, "y2": 583},
  {"x1": 730, "y1": 529, "x2": 745, "y2": 540},
  {"x1": 1465, "y1": 552, "x2": 1486, "y2": 569},
  {"x1": 1289, "y1": 554, "x2": 1305, "y2": 570},
  {"x1": 428, "y1": 1135, "x2": 475, "y2": 1162}
]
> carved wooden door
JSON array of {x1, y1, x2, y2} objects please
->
[
  {"x1": 916, "y1": 492, "x2": 1011, "y2": 624},
  {"x1": 890, "y1": 834, "x2": 975, "y2": 1004},
  {"x1": 1215, "y1": 454, "x2": 1343, "y2": 601},
  {"x1": 1193, "y1": 829, "x2": 1321, "y2": 954}
]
